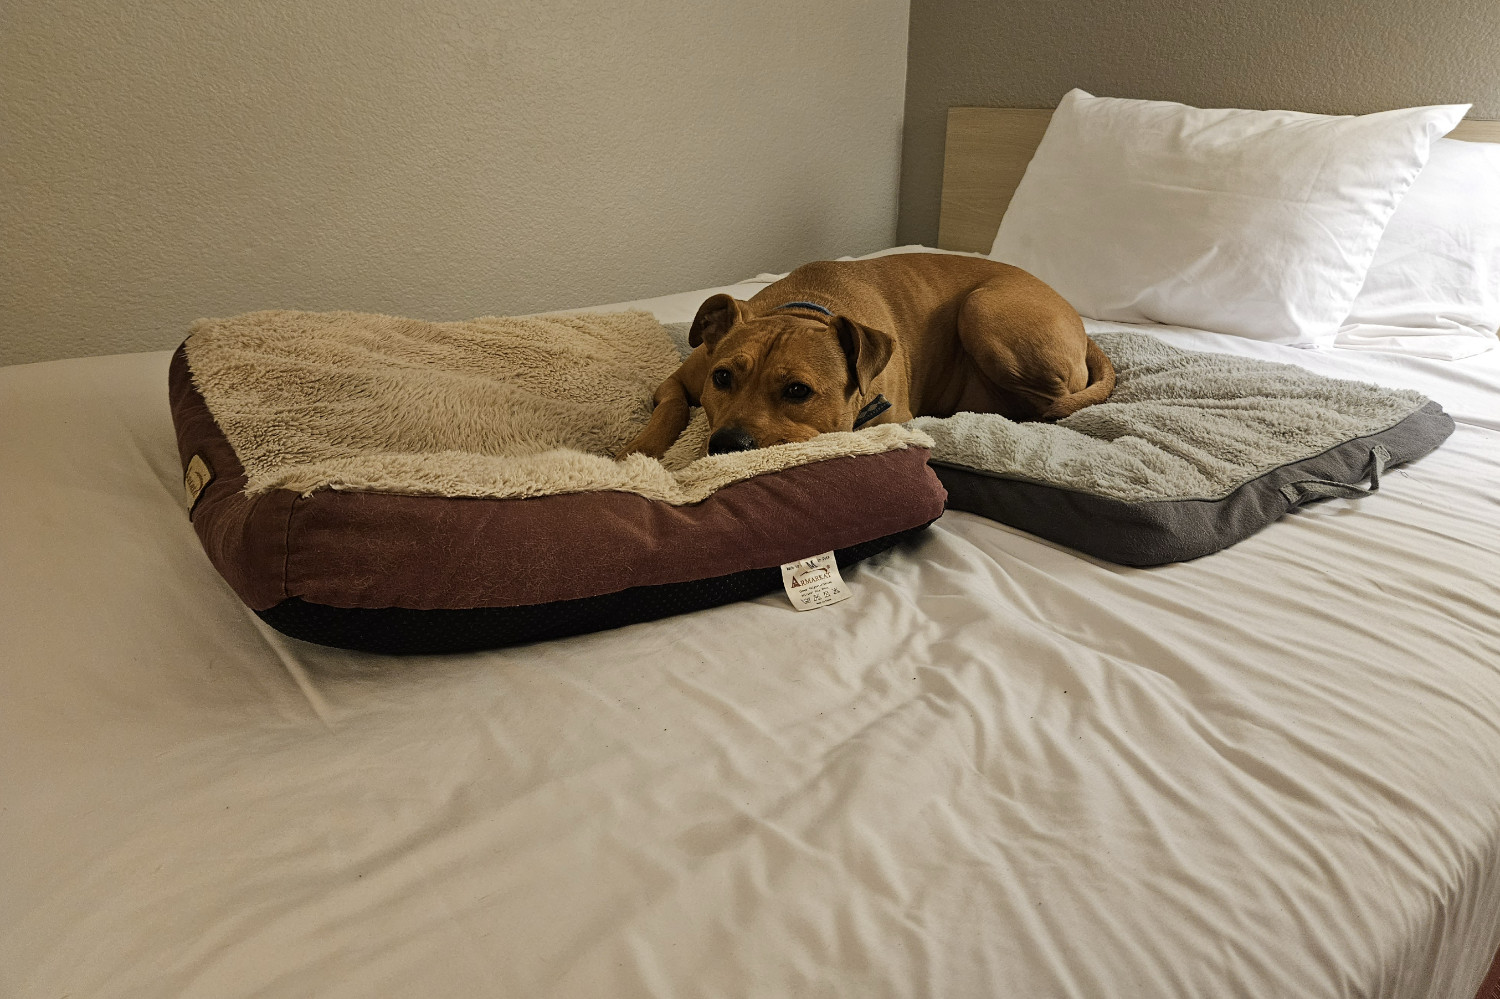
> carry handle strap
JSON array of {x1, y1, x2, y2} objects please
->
[{"x1": 1279, "y1": 445, "x2": 1391, "y2": 508}]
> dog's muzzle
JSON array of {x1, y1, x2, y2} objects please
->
[{"x1": 708, "y1": 427, "x2": 757, "y2": 455}]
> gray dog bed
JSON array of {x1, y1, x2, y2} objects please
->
[{"x1": 911, "y1": 331, "x2": 1453, "y2": 566}]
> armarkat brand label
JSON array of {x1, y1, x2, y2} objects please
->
[
  {"x1": 184, "y1": 453, "x2": 213, "y2": 516},
  {"x1": 779, "y1": 551, "x2": 851, "y2": 611}
]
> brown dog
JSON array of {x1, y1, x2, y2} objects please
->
[{"x1": 617, "y1": 253, "x2": 1114, "y2": 458}]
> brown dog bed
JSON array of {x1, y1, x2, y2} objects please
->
[{"x1": 169, "y1": 309, "x2": 946, "y2": 653}]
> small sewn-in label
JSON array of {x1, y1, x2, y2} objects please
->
[
  {"x1": 184, "y1": 453, "x2": 213, "y2": 516},
  {"x1": 780, "y1": 551, "x2": 851, "y2": 611}
]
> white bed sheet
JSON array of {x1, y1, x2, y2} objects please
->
[{"x1": 3, "y1": 254, "x2": 1500, "y2": 998}]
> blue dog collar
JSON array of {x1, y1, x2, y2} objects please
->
[{"x1": 773, "y1": 301, "x2": 833, "y2": 317}]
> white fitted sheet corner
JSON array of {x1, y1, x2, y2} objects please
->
[{"x1": 2, "y1": 256, "x2": 1500, "y2": 999}]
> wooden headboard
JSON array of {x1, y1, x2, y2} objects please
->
[{"x1": 936, "y1": 107, "x2": 1500, "y2": 254}]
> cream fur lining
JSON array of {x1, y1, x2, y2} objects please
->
[{"x1": 184, "y1": 309, "x2": 930, "y2": 505}]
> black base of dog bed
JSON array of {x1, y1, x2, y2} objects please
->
[{"x1": 256, "y1": 524, "x2": 932, "y2": 654}]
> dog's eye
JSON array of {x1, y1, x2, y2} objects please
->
[
  {"x1": 712, "y1": 369, "x2": 732, "y2": 390},
  {"x1": 783, "y1": 382, "x2": 812, "y2": 401}
]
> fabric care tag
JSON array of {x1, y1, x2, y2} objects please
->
[
  {"x1": 183, "y1": 453, "x2": 213, "y2": 516},
  {"x1": 780, "y1": 552, "x2": 852, "y2": 611}
]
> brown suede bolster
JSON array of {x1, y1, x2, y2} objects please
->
[{"x1": 170, "y1": 345, "x2": 947, "y2": 612}]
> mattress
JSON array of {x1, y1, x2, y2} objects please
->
[{"x1": 2, "y1": 249, "x2": 1499, "y2": 998}]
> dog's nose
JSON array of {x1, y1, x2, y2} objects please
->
[{"x1": 708, "y1": 427, "x2": 758, "y2": 455}]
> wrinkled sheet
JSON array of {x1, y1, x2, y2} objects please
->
[{"x1": 3, "y1": 267, "x2": 1500, "y2": 999}]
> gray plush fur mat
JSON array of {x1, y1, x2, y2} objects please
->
[{"x1": 912, "y1": 331, "x2": 1432, "y2": 503}]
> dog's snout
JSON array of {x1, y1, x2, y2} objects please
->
[{"x1": 708, "y1": 427, "x2": 758, "y2": 455}]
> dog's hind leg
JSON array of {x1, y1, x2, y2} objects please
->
[
  {"x1": 1039, "y1": 336, "x2": 1115, "y2": 420},
  {"x1": 955, "y1": 275, "x2": 1112, "y2": 420}
]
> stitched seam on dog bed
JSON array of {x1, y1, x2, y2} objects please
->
[{"x1": 281, "y1": 493, "x2": 298, "y2": 605}]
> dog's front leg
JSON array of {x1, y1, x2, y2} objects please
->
[{"x1": 616, "y1": 349, "x2": 708, "y2": 460}]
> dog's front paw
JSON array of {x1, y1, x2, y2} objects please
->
[{"x1": 615, "y1": 435, "x2": 667, "y2": 461}]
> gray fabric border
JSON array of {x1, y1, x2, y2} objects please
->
[{"x1": 932, "y1": 400, "x2": 1454, "y2": 566}]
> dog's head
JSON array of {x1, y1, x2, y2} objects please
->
[{"x1": 689, "y1": 294, "x2": 895, "y2": 454}]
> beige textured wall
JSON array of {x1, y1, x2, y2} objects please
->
[
  {"x1": 2, "y1": 1, "x2": 910, "y2": 366},
  {"x1": 898, "y1": 0, "x2": 1500, "y2": 246}
]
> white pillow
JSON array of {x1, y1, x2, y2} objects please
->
[
  {"x1": 990, "y1": 89, "x2": 1470, "y2": 345},
  {"x1": 1335, "y1": 138, "x2": 1500, "y2": 359}
]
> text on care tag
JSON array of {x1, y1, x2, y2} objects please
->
[{"x1": 779, "y1": 552, "x2": 851, "y2": 611}]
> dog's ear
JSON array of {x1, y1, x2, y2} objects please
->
[
  {"x1": 831, "y1": 315, "x2": 895, "y2": 396},
  {"x1": 688, "y1": 294, "x2": 746, "y2": 350}
]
